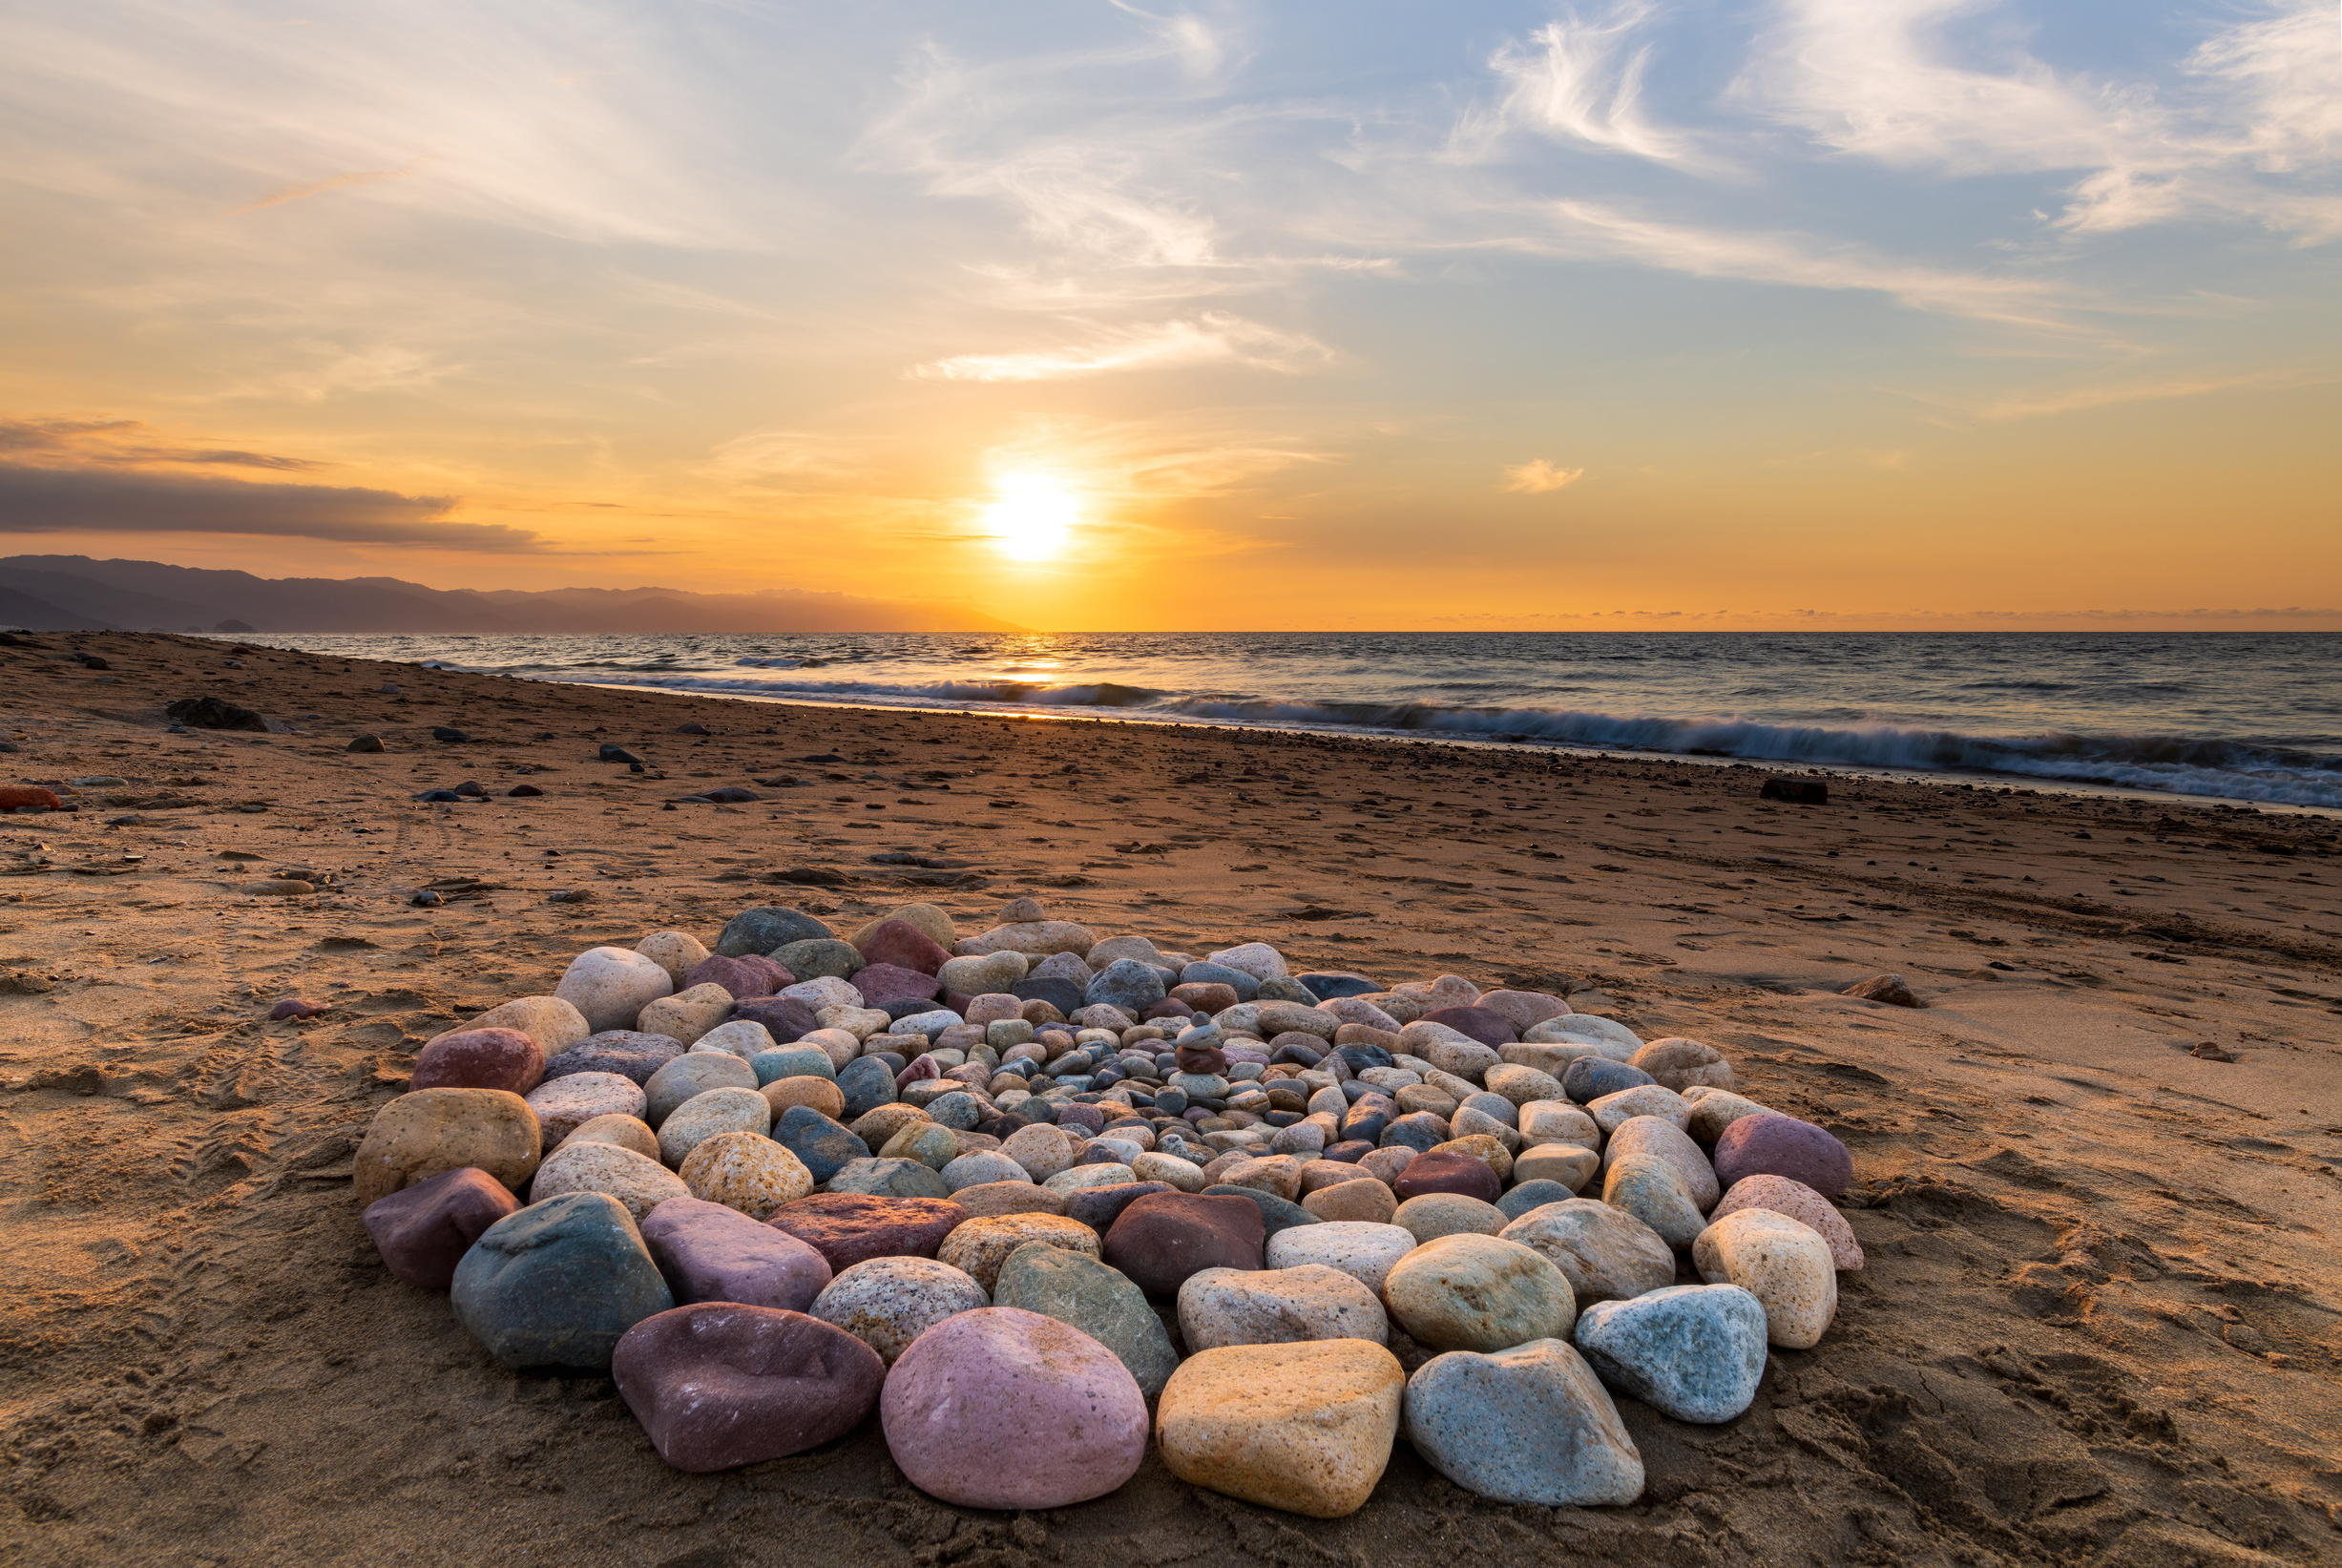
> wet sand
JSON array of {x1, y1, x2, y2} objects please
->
[{"x1": 2, "y1": 631, "x2": 2338, "y2": 1567}]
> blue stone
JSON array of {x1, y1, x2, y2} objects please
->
[
  {"x1": 1179, "y1": 961, "x2": 1259, "y2": 1001},
  {"x1": 836, "y1": 1056, "x2": 898, "y2": 1119},
  {"x1": 1574, "y1": 1284, "x2": 1770, "y2": 1424},
  {"x1": 450, "y1": 1192, "x2": 674, "y2": 1372},
  {"x1": 1380, "y1": 1112, "x2": 1448, "y2": 1154},
  {"x1": 1014, "y1": 976, "x2": 1084, "y2": 1015},
  {"x1": 772, "y1": 1105, "x2": 868, "y2": 1182},
  {"x1": 1496, "y1": 1180, "x2": 1577, "y2": 1223},
  {"x1": 1563, "y1": 1057, "x2": 1655, "y2": 1104},
  {"x1": 749, "y1": 1047, "x2": 836, "y2": 1086},
  {"x1": 715, "y1": 906, "x2": 834, "y2": 958},
  {"x1": 1334, "y1": 1044, "x2": 1393, "y2": 1074},
  {"x1": 1298, "y1": 972, "x2": 1384, "y2": 1001},
  {"x1": 1084, "y1": 958, "x2": 1167, "y2": 1014}
]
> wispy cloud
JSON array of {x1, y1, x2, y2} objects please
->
[
  {"x1": 1976, "y1": 366, "x2": 2333, "y2": 421},
  {"x1": 1474, "y1": 3, "x2": 1711, "y2": 170},
  {"x1": 911, "y1": 313, "x2": 1333, "y2": 381},
  {"x1": 0, "y1": 417, "x2": 328, "y2": 470},
  {"x1": 0, "y1": 465, "x2": 537, "y2": 550},
  {"x1": 234, "y1": 163, "x2": 415, "y2": 213},
  {"x1": 1501, "y1": 459, "x2": 1584, "y2": 493}
]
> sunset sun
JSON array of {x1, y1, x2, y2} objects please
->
[{"x1": 981, "y1": 472, "x2": 1079, "y2": 561}]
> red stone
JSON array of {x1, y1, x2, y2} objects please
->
[
  {"x1": 855, "y1": 918, "x2": 952, "y2": 975},
  {"x1": 1712, "y1": 1114, "x2": 1853, "y2": 1198},
  {"x1": 613, "y1": 1304, "x2": 884, "y2": 1473},
  {"x1": 1392, "y1": 1150, "x2": 1502, "y2": 1204},
  {"x1": 1169, "y1": 982, "x2": 1239, "y2": 1013},
  {"x1": 1100, "y1": 1192, "x2": 1264, "y2": 1297},
  {"x1": 409, "y1": 1028, "x2": 544, "y2": 1095},
  {"x1": 729, "y1": 995, "x2": 818, "y2": 1042},
  {"x1": 683, "y1": 954, "x2": 785, "y2": 1000},
  {"x1": 850, "y1": 963, "x2": 942, "y2": 1008},
  {"x1": 363, "y1": 1166, "x2": 520, "y2": 1289},
  {"x1": 1419, "y1": 1006, "x2": 1519, "y2": 1047},
  {"x1": 0, "y1": 786, "x2": 60, "y2": 812},
  {"x1": 763, "y1": 1192, "x2": 969, "y2": 1272}
]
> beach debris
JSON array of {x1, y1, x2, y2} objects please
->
[
  {"x1": 163, "y1": 695, "x2": 274, "y2": 732},
  {"x1": 431, "y1": 726, "x2": 470, "y2": 742},
  {"x1": 268, "y1": 996, "x2": 331, "y2": 1020},
  {"x1": 1759, "y1": 778, "x2": 1829, "y2": 804},
  {"x1": 347, "y1": 734, "x2": 387, "y2": 752},
  {"x1": 1840, "y1": 972, "x2": 1921, "y2": 1007}
]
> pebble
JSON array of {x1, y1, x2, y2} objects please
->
[
  {"x1": 1711, "y1": 1176, "x2": 1864, "y2": 1269},
  {"x1": 410, "y1": 1027, "x2": 544, "y2": 1095},
  {"x1": 764, "y1": 1192, "x2": 968, "y2": 1271},
  {"x1": 993, "y1": 1243, "x2": 1180, "y2": 1397},
  {"x1": 1512, "y1": 1143, "x2": 1600, "y2": 1192},
  {"x1": 1130, "y1": 1150, "x2": 1208, "y2": 1192},
  {"x1": 554, "y1": 946, "x2": 677, "y2": 1034},
  {"x1": 1179, "y1": 1264, "x2": 1389, "y2": 1351},
  {"x1": 1180, "y1": 961, "x2": 1260, "y2": 1001},
  {"x1": 1042, "y1": 1161, "x2": 1137, "y2": 1195},
  {"x1": 1199, "y1": 1182, "x2": 1320, "y2": 1240},
  {"x1": 956, "y1": 919, "x2": 1098, "y2": 958},
  {"x1": 1711, "y1": 1114, "x2": 1855, "y2": 1199},
  {"x1": 362, "y1": 1167, "x2": 520, "y2": 1289},
  {"x1": 642, "y1": 1053, "x2": 760, "y2": 1127},
  {"x1": 531, "y1": 1139, "x2": 691, "y2": 1221},
  {"x1": 1404, "y1": 1339, "x2": 1643, "y2": 1506},
  {"x1": 1630, "y1": 1036, "x2": 1735, "y2": 1093},
  {"x1": 1494, "y1": 1178, "x2": 1577, "y2": 1222},
  {"x1": 639, "y1": 1196, "x2": 831, "y2": 1310},
  {"x1": 1586, "y1": 1083, "x2": 1691, "y2": 1135},
  {"x1": 953, "y1": 1181, "x2": 1070, "y2": 1219},
  {"x1": 450, "y1": 1192, "x2": 674, "y2": 1372},
  {"x1": 1000, "y1": 1121, "x2": 1077, "y2": 1180},
  {"x1": 544, "y1": 1031, "x2": 683, "y2": 1087},
  {"x1": 941, "y1": 1150, "x2": 1030, "y2": 1192},
  {"x1": 1063, "y1": 1181, "x2": 1173, "y2": 1233},
  {"x1": 524, "y1": 1071, "x2": 647, "y2": 1150},
  {"x1": 679, "y1": 1129, "x2": 810, "y2": 1218},
  {"x1": 835, "y1": 1056, "x2": 900, "y2": 1119},
  {"x1": 613, "y1": 1303, "x2": 884, "y2": 1473},
  {"x1": 773, "y1": 937, "x2": 866, "y2": 982},
  {"x1": 1101, "y1": 1192, "x2": 1265, "y2": 1297},
  {"x1": 465, "y1": 994, "x2": 592, "y2": 1056},
  {"x1": 1156, "y1": 1340, "x2": 1404, "y2": 1518},
  {"x1": 822, "y1": 1156, "x2": 951, "y2": 1201},
  {"x1": 761, "y1": 1105, "x2": 861, "y2": 1184},
  {"x1": 880, "y1": 1121, "x2": 962, "y2": 1171},
  {"x1": 353, "y1": 1087, "x2": 540, "y2": 1206},
  {"x1": 780, "y1": 975, "x2": 861, "y2": 1011},
  {"x1": 936, "y1": 951, "x2": 1027, "y2": 994},
  {"x1": 1473, "y1": 990, "x2": 1573, "y2": 1033},
  {"x1": 1692, "y1": 1209, "x2": 1837, "y2": 1348},
  {"x1": 567, "y1": 1113, "x2": 659, "y2": 1160},
  {"x1": 750, "y1": 1046, "x2": 836, "y2": 1083},
  {"x1": 848, "y1": 903, "x2": 957, "y2": 953},
  {"x1": 856, "y1": 917, "x2": 953, "y2": 974},
  {"x1": 638, "y1": 983, "x2": 735, "y2": 1046},
  {"x1": 1574, "y1": 1283, "x2": 1770, "y2": 1423},
  {"x1": 938, "y1": 1212, "x2": 1102, "y2": 1292},
  {"x1": 1301, "y1": 1175, "x2": 1397, "y2": 1223},
  {"x1": 1600, "y1": 1115, "x2": 1720, "y2": 1209},
  {"x1": 881, "y1": 1307, "x2": 1149, "y2": 1510},
  {"x1": 1085, "y1": 957, "x2": 1167, "y2": 1014},
  {"x1": 634, "y1": 930, "x2": 712, "y2": 987},
  {"x1": 715, "y1": 906, "x2": 834, "y2": 958},
  {"x1": 657, "y1": 1087, "x2": 772, "y2": 1167},
  {"x1": 1385, "y1": 1231, "x2": 1577, "y2": 1350},
  {"x1": 810, "y1": 1255, "x2": 990, "y2": 1364},
  {"x1": 1212, "y1": 1154, "x2": 1307, "y2": 1202}
]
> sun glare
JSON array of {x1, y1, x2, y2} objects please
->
[{"x1": 981, "y1": 472, "x2": 1079, "y2": 561}]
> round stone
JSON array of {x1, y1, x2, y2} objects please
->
[
  {"x1": 1601, "y1": 1153, "x2": 1706, "y2": 1251},
  {"x1": 1511, "y1": 1144, "x2": 1600, "y2": 1193},
  {"x1": 1499, "y1": 1199, "x2": 1677, "y2": 1305},
  {"x1": 1264, "y1": 1221, "x2": 1418, "y2": 1295},
  {"x1": 638, "y1": 1196, "x2": 831, "y2": 1311},
  {"x1": 1630, "y1": 1036, "x2": 1734, "y2": 1093},
  {"x1": 635, "y1": 930, "x2": 712, "y2": 986},
  {"x1": 450, "y1": 1192, "x2": 674, "y2": 1372},
  {"x1": 679, "y1": 1130, "x2": 812, "y2": 1218},
  {"x1": 353, "y1": 1087, "x2": 540, "y2": 1207},
  {"x1": 762, "y1": 1075, "x2": 847, "y2": 1121},
  {"x1": 810, "y1": 1255, "x2": 989, "y2": 1364},
  {"x1": 1155, "y1": 1340, "x2": 1403, "y2": 1518},
  {"x1": 941, "y1": 1150, "x2": 1030, "y2": 1193},
  {"x1": 1392, "y1": 1150, "x2": 1500, "y2": 1205},
  {"x1": 937, "y1": 1213, "x2": 1102, "y2": 1293},
  {"x1": 1392, "y1": 1192, "x2": 1507, "y2": 1245},
  {"x1": 1178, "y1": 1265, "x2": 1388, "y2": 1352},
  {"x1": 567, "y1": 1113, "x2": 659, "y2": 1160},
  {"x1": 544, "y1": 1030, "x2": 684, "y2": 1088},
  {"x1": 410, "y1": 1028, "x2": 544, "y2": 1095},
  {"x1": 993, "y1": 1242, "x2": 1180, "y2": 1398},
  {"x1": 613, "y1": 1303, "x2": 883, "y2": 1472},
  {"x1": 362, "y1": 1166, "x2": 519, "y2": 1290},
  {"x1": 638, "y1": 983, "x2": 736, "y2": 1047},
  {"x1": 1692, "y1": 1208, "x2": 1837, "y2": 1348},
  {"x1": 643, "y1": 1054, "x2": 760, "y2": 1127},
  {"x1": 1574, "y1": 1283, "x2": 1770, "y2": 1423},
  {"x1": 525, "y1": 1072, "x2": 646, "y2": 1151},
  {"x1": 464, "y1": 994, "x2": 592, "y2": 1056},
  {"x1": 1601, "y1": 1116, "x2": 1721, "y2": 1210},
  {"x1": 1711, "y1": 1176, "x2": 1864, "y2": 1269},
  {"x1": 1586, "y1": 1083, "x2": 1692, "y2": 1136},
  {"x1": 1382, "y1": 1233, "x2": 1577, "y2": 1353},
  {"x1": 1301, "y1": 1175, "x2": 1397, "y2": 1224},
  {"x1": 880, "y1": 1307, "x2": 1149, "y2": 1509},
  {"x1": 826, "y1": 1157, "x2": 951, "y2": 1201},
  {"x1": 1712, "y1": 1114, "x2": 1855, "y2": 1199},
  {"x1": 554, "y1": 946, "x2": 677, "y2": 1034},
  {"x1": 1100, "y1": 1192, "x2": 1265, "y2": 1297},
  {"x1": 1404, "y1": 1338, "x2": 1643, "y2": 1506},
  {"x1": 531, "y1": 1139, "x2": 690, "y2": 1221},
  {"x1": 658, "y1": 1086, "x2": 773, "y2": 1167}
]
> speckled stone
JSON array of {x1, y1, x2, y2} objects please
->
[
  {"x1": 1498, "y1": 1199, "x2": 1676, "y2": 1305},
  {"x1": 881, "y1": 1307, "x2": 1149, "y2": 1509},
  {"x1": 1404, "y1": 1339, "x2": 1643, "y2": 1506},
  {"x1": 1574, "y1": 1283, "x2": 1770, "y2": 1423},
  {"x1": 679, "y1": 1130, "x2": 812, "y2": 1219},
  {"x1": 1301, "y1": 1175, "x2": 1398, "y2": 1224},
  {"x1": 825, "y1": 1157, "x2": 951, "y2": 1201},
  {"x1": 353, "y1": 1088, "x2": 540, "y2": 1207},
  {"x1": 613, "y1": 1303, "x2": 883, "y2": 1472},
  {"x1": 554, "y1": 946, "x2": 677, "y2": 1034},
  {"x1": 1600, "y1": 1116, "x2": 1720, "y2": 1210},
  {"x1": 658, "y1": 1087, "x2": 773, "y2": 1168},
  {"x1": 1391, "y1": 1192, "x2": 1508, "y2": 1245},
  {"x1": 1178, "y1": 1265, "x2": 1389, "y2": 1351},
  {"x1": 1710, "y1": 1177, "x2": 1864, "y2": 1269},
  {"x1": 1381, "y1": 1233, "x2": 1577, "y2": 1353},
  {"x1": 937, "y1": 1212, "x2": 1102, "y2": 1293},
  {"x1": 1630, "y1": 1036, "x2": 1734, "y2": 1093},
  {"x1": 809, "y1": 1255, "x2": 990, "y2": 1364},
  {"x1": 524, "y1": 1072, "x2": 647, "y2": 1151},
  {"x1": 1265, "y1": 1222, "x2": 1417, "y2": 1295},
  {"x1": 642, "y1": 1053, "x2": 761, "y2": 1128},
  {"x1": 531, "y1": 1139, "x2": 691, "y2": 1221},
  {"x1": 1511, "y1": 1144, "x2": 1600, "y2": 1193},
  {"x1": 1692, "y1": 1208, "x2": 1837, "y2": 1348},
  {"x1": 1586, "y1": 1083, "x2": 1692, "y2": 1136},
  {"x1": 1601, "y1": 1154, "x2": 1706, "y2": 1252},
  {"x1": 543, "y1": 1030, "x2": 684, "y2": 1088},
  {"x1": 993, "y1": 1243, "x2": 1180, "y2": 1398},
  {"x1": 1156, "y1": 1341, "x2": 1404, "y2": 1518},
  {"x1": 1711, "y1": 1114, "x2": 1855, "y2": 1200},
  {"x1": 764, "y1": 1192, "x2": 968, "y2": 1271}
]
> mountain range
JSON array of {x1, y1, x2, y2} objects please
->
[{"x1": 0, "y1": 555, "x2": 1027, "y2": 634}]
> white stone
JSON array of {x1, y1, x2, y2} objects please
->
[
  {"x1": 1206, "y1": 942, "x2": 1289, "y2": 982},
  {"x1": 1265, "y1": 1222, "x2": 1418, "y2": 1295},
  {"x1": 781, "y1": 975, "x2": 862, "y2": 1010},
  {"x1": 554, "y1": 947, "x2": 676, "y2": 1034}
]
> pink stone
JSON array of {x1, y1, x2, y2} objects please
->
[
  {"x1": 363, "y1": 1166, "x2": 521, "y2": 1289},
  {"x1": 409, "y1": 1028, "x2": 544, "y2": 1095},
  {"x1": 613, "y1": 1304, "x2": 884, "y2": 1473},
  {"x1": 856, "y1": 919, "x2": 952, "y2": 976},
  {"x1": 1419, "y1": 1006, "x2": 1518, "y2": 1047},
  {"x1": 639, "y1": 1196, "x2": 833, "y2": 1310},
  {"x1": 850, "y1": 963, "x2": 942, "y2": 1008},
  {"x1": 879, "y1": 1307, "x2": 1148, "y2": 1509},
  {"x1": 1711, "y1": 1176, "x2": 1864, "y2": 1269},
  {"x1": 1474, "y1": 990, "x2": 1572, "y2": 1032},
  {"x1": 683, "y1": 954, "x2": 785, "y2": 1000}
]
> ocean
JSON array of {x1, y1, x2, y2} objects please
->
[{"x1": 247, "y1": 631, "x2": 2342, "y2": 810}]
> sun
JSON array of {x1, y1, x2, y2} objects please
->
[{"x1": 981, "y1": 472, "x2": 1079, "y2": 561}]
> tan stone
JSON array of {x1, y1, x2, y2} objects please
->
[
  {"x1": 1156, "y1": 1341, "x2": 1405, "y2": 1517},
  {"x1": 679, "y1": 1130, "x2": 812, "y2": 1219},
  {"x1": 354, "y1": 1087, "x2": 540, "y2": 1205},
  {"x1": 634, "y1": 930, "x2": 710, "y2": 987},
  {"x1": 529, "y1": 1139, "x2": 688, "y2": 1221},
  {"x1": 1518, "y1": 1099, "x2": 1602, "y2": 1149},
  {"x1": 1631, "y1": 1036, "x2": 1734, "y2": 1093},
  {"x1": 851, "y1": 1102, "x2": 931, "y2": 1149},
  {"x1": 1381, "y1": 1233, "x2": 1577, "y2": 1352},
  {"x1": 1428, "y1": 1134, "x2": 1514, "y2": 1183},
  {"x1": 523, "y1": 1072, "x2": 645, "y2": 1151},
  {"x1": 1392, "y1": 1193, "x2": 1507, "y2": 1244},
  {"x1": 1711, "y1": 1177, "x2": 1864, "y2": 1270},
  {"x1": 1694, "y1": 1209, "x2": 1838, "y2": 1348},
  {"x1": 761, "y1": 1075, "x2": 847, "y2": 1120},
  {"x1": 1587, "y1": 1083, "x2": 1691, "y2": 1136},
  {"x1": 656, "y1": 1086, "x2": 772, "y2": 1167},
  {"x1": 936, "y1": 1213, "x2": 1100, "y2": 1292},
  {"x1": 1000, "y1": 1121, "x2": 1077, "y2": 1181},
  {"x1": 954, "y1": 920, "x2": 1097, "y2": 958},
  {"x1": 1600, "y1": 1116, "x2": 1720, "y2": 1210},
  {"x1": 1500, "y1": 1199, "x2": 1677, "y2": 1305},
  {"x1": 1482, "y1": 1062, "x2": 1567, "y2": 1107},
  {"x1": 637, "y1": 982, "x2": 735, "y2": 1046},
  {"x1": 1680, "y1": 1088, "x2": 1783, "y2": 1145},
  {"x1": 457, "y1": 995, "x2": 590, "y2": 1056},
  {"x1": 1302, "y1": 1176, "x2": 1397, "y2": 1223},
  {"x1": 1297, "y1": 1159, "x2": 1374, "y2": 1195},
  {"x1": 1395, "y1": 1084, "x2": 1460, "y2": 1117},
  {"x1": 1178, "y1": 1265, "x2": 1389, "y2": 1351},
  {"x1": 1512, "y1": 1142, "x2": 1600, "y2": 1192},
  {"x1": 1130, "y1": 1151, "x2": 1208, "y2": 1192},
  {"x1": 1216, "y1": 1154, "x2": 1307, "y2": 1202},
  {"x1": 565, "y1": 1113, "x2": 659, "y2": 1161},
  {"x1": 950, "y1": 1181, "x2": 1069, "y2": 1219}
]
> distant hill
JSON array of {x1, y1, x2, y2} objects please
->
[{"x1": 0, "y1": 555, "x2": 1028, "y2": 634}]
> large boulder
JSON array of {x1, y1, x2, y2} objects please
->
[
  {"x1": 1155, "y1": 1340, "x2": 1403, "y2": 1517},
  {"x1": 450, "y1": 1192, "x2": 674, "y2": 1372}
]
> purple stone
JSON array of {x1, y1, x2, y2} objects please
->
[
  {"x1": 1711, "y1": 1114, "x2": 1853, "y2": 1199},
  {"x1": 855, "y1": 919, "x2": 951, "y2": 976},
  {"x1": 639, "y1": 1197, "x2": 833, "y2": 1311},
  {"x1": 543, "y1": 1030, "x2": 683, "y2": 1087},
  {"x1": 1392, "y1": 1149, "x2": 1501, "y2": 1203},
  {"x1": 731, "y1": 995, "x2": 821, "y2": 1043},
  {"x1": 613, "y1": 1304, "x2": 884, "y2": 1473},
  {"x1": 1063, "y1": 1181, "x2": 1172, "y2": 1234},
  {"x1": 683, "y1": 954, "x2": 784, "y2": 1001},
  {"x1": 1419, "y1": 1005, "x2": 1519, "y2": 1047},
  {"x1": 853, "y1": 963, "x2": 943, "y2": 1008},
  {"x1": 363, "y1": 1166, "x2": 520, "y2": 1289}
]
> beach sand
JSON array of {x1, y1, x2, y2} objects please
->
[{"x1": 2, "y1": 631, "x2": 2337, "y2": 1567}]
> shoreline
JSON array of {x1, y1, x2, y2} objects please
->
[{"x1": 0, "y1": 632, "x2": 2335, "y2": 1565}]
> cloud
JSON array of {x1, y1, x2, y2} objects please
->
[
  {"x1": 1477, "y1": 4, "x2": 1709, "y2": 169},
  {"x1": 0, "y1": 466, "x2": 540, "y2": 550},
  {"x1": 234, "y1": 164, "x2": 413, "y2": 212},
  {"x1": 1502, "y1": 459, "x2": 1584, "y2": 493},
  {"x1": 0, "y1": 417, "x2": 328, "y2": 471},
  {"x1": 1976, "y1": 366, "x2": 2332, "y2": 421},
  {"x1": 911, "y1": 313, "x2": 1333, "y2": 381}
]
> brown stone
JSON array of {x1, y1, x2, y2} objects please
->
[
  {"x1": 1101, "y1": 1192, "x2": 1265, "y2": 1298},
  {"x1": 763, "y1": 1192, "x2": 968, "y2": 1272},
  {"x1": 408, "y1": 1028, "x2": 544, "y2": 1095},
  {"x1": 362, "y1": 1166, "x2": 520, "y2": 1289},
  {"x1": 354, "y1": 1088, "x2": 540, "y2": 1206}
]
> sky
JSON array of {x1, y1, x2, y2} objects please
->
[{"x1": 0, "y1": 0, "x2": 2337, "y2": 630}]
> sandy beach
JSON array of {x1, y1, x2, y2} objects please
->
[{"x1": 2, "y1": 630, "x2": 2337, "y2": 1567}]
